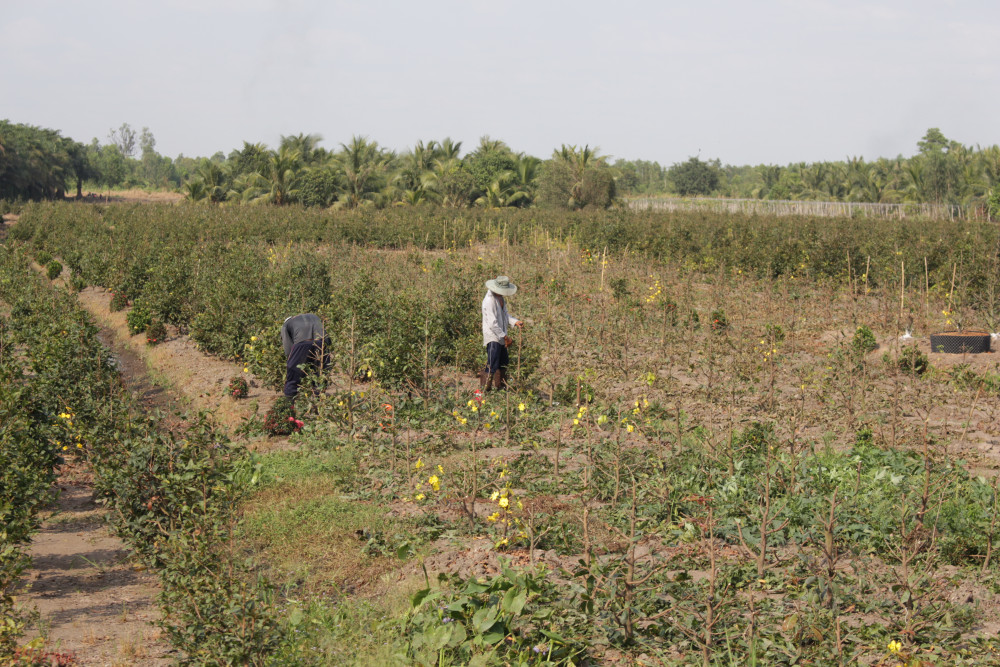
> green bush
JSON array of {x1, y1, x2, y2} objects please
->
[
  {"x1": 897, "y1": 344, "x2": 929, "y2": 375},
  {"x1": 126, "y1": 305, "x2": 152, "y2": 335},
  {"x1": 35, "y1": 250, "x2": 52, "y2": 266},
  {"x1": 45, "y1": 260, "x2": 62, "y2": 280},
  {"x1": 851, "y1": 324, "x2": 878, "y2": 357}
]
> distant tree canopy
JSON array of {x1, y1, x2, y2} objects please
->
[
  {"x1": 0, "y1": 120, "x2": 186, "y2": 200},
  {"x1": 667, "y1": 157, "x2": 721, "y2": 196},
  {"x1": 3, "y1": 122, "x2": 1000, "y2": 211}
]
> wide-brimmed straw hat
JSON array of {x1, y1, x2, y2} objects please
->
[{"x1": 485, "y1": 275, "x2": 517, "y2": 296}]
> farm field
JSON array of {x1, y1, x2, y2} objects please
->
[{"x1": 4, "y1": 202, "x2": 1000, "y2": 665}]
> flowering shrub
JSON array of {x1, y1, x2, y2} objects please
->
[
  {"x1": 710, "y1": 308, "x2": 729, "y2": 333},
  {"x1": 228, "y1": 375, "x2": 249, "y2": 399},
  {"x1": 263, "y1": 398, "x2": 302, "y2": 435},
  {"x1": 146, "y1": 318, "x2": 166, "y2": 345},
  {"x1": 109, "y1": 290, "x2": 129, "y2": 312}
]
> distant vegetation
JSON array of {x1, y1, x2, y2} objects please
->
[{"x1": 2, "y1": 120, "x2": 1000, "y2": 213}]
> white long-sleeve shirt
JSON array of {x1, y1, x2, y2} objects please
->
[{"x1": 482, "y1": 292, "x2": 519, "y2": 346}]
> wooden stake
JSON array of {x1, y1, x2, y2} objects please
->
[{"x1": 900, "y1": 261, "x2": 905, "y2": 323}]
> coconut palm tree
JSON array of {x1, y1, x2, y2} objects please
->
[
  {"x1": 244, "y1": 146, "x2": 302, "y2": 205},
  {"x1": 335, "y1": 136, "x2": 394, "y2": 209}
]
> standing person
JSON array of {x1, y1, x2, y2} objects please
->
[
  {"x1": 281, "y1": 313, "x2": 331, "y2": 399},
  {"x1": 481, "y1": 276, "x2": 523, "y2": 392}
]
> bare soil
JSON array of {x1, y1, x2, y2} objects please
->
[
  {"x1": 20, "y1": 465, "x2": 171, "y2": 666},
  {"x1": 75, "y1": 286, "x2": 280, "y2": 435}
]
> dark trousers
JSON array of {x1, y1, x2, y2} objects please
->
[
  {"x1": 284, "y1": 340, "x2": 328, "y2": 398},
  {"x1": 485, "y1": 341, "x2": 509, "y2": 373}
]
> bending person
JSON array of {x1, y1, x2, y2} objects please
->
[{"x1": 281, "y1": 313, "x2": 331, "y2": 399}]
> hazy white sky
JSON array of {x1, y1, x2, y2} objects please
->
[{"x1": 4, "y1": 0, "x2": 998, "y2": 166}]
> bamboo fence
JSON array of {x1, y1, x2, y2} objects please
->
[{"x1": 627, "y1": 197, "x2": 987, "y2": 221}]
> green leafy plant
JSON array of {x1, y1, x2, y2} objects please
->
[
  {"x1": 45, "y1": 260, "x2": 62, "y2": 280},
  {"x1": 404, "y1": 565, "x2": 591, "y2": 666},
  {"x1": 126, "y1": 305, "x2": 152, "y2": 336},
  {"x1": 896, "y1": 344, "x2": 929, "y2": 375},
  {"x1": 851, "y1": 324, "x2": 878, "y2": 357}
]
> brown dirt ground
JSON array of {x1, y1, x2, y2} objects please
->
[
  {"x1": 20, "y1": 465, "x2": 171, "y2": 666},
  {"x1": 74, "y1": 286, "x2": 280, "y2": 436}
]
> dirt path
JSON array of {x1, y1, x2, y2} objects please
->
[
  {"x1": 14, "y1": 251, "x2": 188, "y2": 665},
  {"x1": 21, "y1": 466, "x2": 170, "y2": 666},
  {"x1": 76, "y1": 286, "x2": 279, "y2": 436}
]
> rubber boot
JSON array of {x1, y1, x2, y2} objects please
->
[
  {"x1": 480, "y1": 368, "x2": 495, "y2": 392},
  {"x1": 495, "y1": 368, "x2": 508, "y2": 391}
]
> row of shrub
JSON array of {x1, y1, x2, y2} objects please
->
[
  {"x1": 11, "y1": 201, "x2": 1000, "y2": 388},
  {"x1": 0, "y1": 248, "x2": 284, "y2": 664}
]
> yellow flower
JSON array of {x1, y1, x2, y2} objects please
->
[
  {"x1": 414, "y1": 458, "x2": 424, "y2": 470},
  {"x1": 498, "y1": 497, "x2": 509, "y2": 509},
  {"x1": 490, "y1": 490, "x2": 500, "y2": 501},
  {"x1": 573, "y1": 418, "x2": 579, "y2": 426},
  {"x1": 414, "y1": 493, "x2": 425, "y2": 501},
  {"x1": 76, "y1": 443, "x2": 83, "y2": 448},
  {"x1": 428, "y1": 475, "x2": 440, "y2": 491},
  {"x1": 887, "y1": 640, "x2": 902, "y2": 654},
  {"x1": 437, "y1": 464, "x2": 444, "y2": 473},
  {"x1": 486, "y1": 512, "x2": 500, "y2": 522},
  {"x1": 518, "y1": 403, "x2": 526, "y2": 412},
  {"x1": 250, "y1": 336, "x2": 257, "y2": 341},
  {"x1": 471, "y1": 405, "x2": 478, "y2": 412},
  {"x1": 62, "y1": 446, "x2": 68, "y2": 451},
  {"x1": 243, "y1": 367, "x2": 248, "y2": 373},
  {"x1": 467, "y1": 399, "x2": 475, "y2": 407},
  {"x1": 627, "y1": 424, "x2": 635, "y2": 433}
]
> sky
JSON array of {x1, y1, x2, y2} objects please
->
[{"x1": 4, "y1": 0, "x2": 999, "y2": 166}]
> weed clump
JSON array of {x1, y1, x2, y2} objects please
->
[{"x1": 710, "y1": 308, "x2": 728, "y2": 333}]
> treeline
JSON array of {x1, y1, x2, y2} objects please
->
[
  {"x1": 0, "y1": 120, "x2": 198, "y2": 200},
  {"x1": 3, "y1": 119, "x2": 1000, "y2": 209}
]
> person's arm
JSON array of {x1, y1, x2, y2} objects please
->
[{"x1": 281, "y1": 320, "x2": 293, "y2": 357}]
